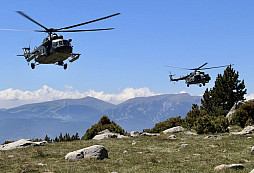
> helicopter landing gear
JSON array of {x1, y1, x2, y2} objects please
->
[
  {"x1": 199, "y1": 84, "x2": 202, "y2": 87},
  {"x1": 31, "y1": 63, "x2": 35, "y2": 69},
  {"x1": 203, "y1": 83, "x2": 205, "y2": 86},
  {"x1": 64, "y1": 63, "x2": 67, "y2": 70},
  {"x1": 187, "y1": 84, "x2": 189, "y2": 87}
]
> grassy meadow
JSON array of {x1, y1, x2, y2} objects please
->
[{"x1": 0, "y1": 130, "x2": 254, "y2": 173}]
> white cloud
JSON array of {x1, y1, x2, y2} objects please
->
[
  {"x1": 0, "y1": 85, "x2": 158, "y2": 108},
  {"x1": 246, "y1": 94, "x2": 254, "y2": 100}
]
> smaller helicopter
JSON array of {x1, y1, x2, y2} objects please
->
[{"x1": 166, "y1": 63, "x2": 231, "y2": 87}]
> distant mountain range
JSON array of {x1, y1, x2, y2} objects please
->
[{"x1": 0, "y1": 93, "x2": 201, "y2": 143}]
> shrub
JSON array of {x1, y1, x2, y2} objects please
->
[
  {"x1": 231, "y1": 101, "x2": 254, "y2": 128},
  {"x1": 81, "y1": 115, "x2": 126, "y2": 140}
]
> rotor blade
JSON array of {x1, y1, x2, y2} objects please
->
[
  {"x1": 200, "y1": 64, "x2": 233, "y2": 70},
  {"x1": 54, "y1": 28, "x2": 115, "y2": 32},
  {"x1": 0, "y1": 28, "x2": 37, "y2": 32},
  {"x1": 197, "y1": 62, "x2": 208, "y2": 70},
  {"x1": 164, "y1": 65, "x2": 192, "y2": 70},
  {"x1": 57, "y1": 13, "x2": 120, "y2": 31},
  {"x1": 16, "y1": 11, "x2": 48, "y2": 31}
]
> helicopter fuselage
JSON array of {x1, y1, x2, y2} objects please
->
[{"x1": 22, "y1": 33, "x2": 80, "y2": 69}]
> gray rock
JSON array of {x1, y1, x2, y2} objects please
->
[
  {"x1": 226, "y1": 101, "x2": 244, "y2": 122},
  {"x1": 250, "y1": 169, "x2": 254, "y2": 173},
  {"x1": 251, "y1": 146, "x2": 254, "y2": 153},
  {"x1": 0, "y1": 139, "x2": 46, "y2": 151},
  {"x1": 65, "y1": 145, "x2": 108, "y2": 161},
  {"x1": 130, "y1": 131, "x2": 141, "y2": 137},
  {"x1": 214, "y1": 164, "x2": 244, "y2": 171},
  {"x1": 162, "y1": 126, "x2": 185, "y2": 134},
  {"x1": 168, "y1": 135, "x2": 177, "y2": 139},
  {"x1": 37, "y1": 163, "x2": 47, "y2": 166},
  {"x1": 140, "y1": 132, "x2": 159, "y2": 136},
  {"x1": 181, "y1": 144, "x2": 189, "y2": 147},
  {"x1": 230, "y1": 126, "x2": 254, "y2": 135},
  {"x1": 93, "y1": 130, "x2": 128, "y2": 140},
  {"x1": 183, "y1": 131, "x2": 197, "y2": 135},
  {"x1": 98, "y1": 129, "x2": 111, "y2": 135},
  {"x1": 7, "y1": 155, "x2": 14, "y2": 158},
  {"x1": 123, "y1": 150, "x2": 128, "y2": 154},
  {"x1": 132, "y1": 140, "x2": 136, "y2": 145}
]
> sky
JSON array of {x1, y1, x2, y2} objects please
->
[{"x1": 0, "y1": 0, "x2": 253, "y2": 108}]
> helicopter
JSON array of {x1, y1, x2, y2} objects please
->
[
  {"x1": 166, "y1": 63, "x2": 231, "y2": 87},
  {"x1": 1, "y1": 11, "x2": 120, "y2": 69}
]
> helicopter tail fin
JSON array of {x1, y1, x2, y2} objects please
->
[{"x1": 169, "y1": 71, "x2": 176, "y2": 82}]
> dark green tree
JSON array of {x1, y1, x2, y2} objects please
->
[{"x1": 201, "y1": 65, "x2": 246, "y2": 116}]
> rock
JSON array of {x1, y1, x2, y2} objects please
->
[
  {"x1": 98, "y1": 129, "x2": 111, "y2": 135},
  {"x1": 65, "y1": 145, "x2": 108, "y2": 161},
  {"x1": 226, "y1": 101, "x2": 244, "y2": 122},
  {"x1": 93, "y1": 130, "x2": 128, "y2": 140},
  {"x1": 162, "y1": 126, "x2": 185, "y2": 134},
  {"x1": 183, "y1": 131, "x2": 197, "y2": 135},
  {"x1": 193, "y1": 154, "x2": 200, "y2": 156},
  {"x1": 248, "y1": 137, "x2": 253, "y2": 139},
  {"x1": 204, "y1": 135, "x2": 223, "y2": 139},
  {"x1": 251, "y1": 146, "x2": 254, "y2": 153},
  {"x1": 132, "y1": 140, "x2": 136, "y2": 145},
  {"x1": 123, "y1": 150, "x2": 128, "y2": 154},
  {"x1": 140, "y1": 132, "x2": 159, "y2": 136},
  {"x1": 130, "y1": 131, "x2": 141, "y2": 137},
  {"x1": 181, "y1": 144, "x2": 189, "y2": 147},
  {"x1": 20, "y1": 169, "x2": 38, "y2": 173},
  {"x1": 230, "y1": 126, "x2": 254, "y2": 135},
  {"x1": 37, "y1": 163, "x2": 47, "y2": 166},
  {"x1": 8, "y1": 155, "x2": 14, "y2": 158},
  {"x1": 214, "y1": 164, "x2": 244, "y2": 171},
  {"x1": 250, "y1": 169, "x2": 254, "y2": 173},
  {"x1": 0, "y1": 139, "x2": 46, "y2": 151},
  {"x1": 168, "y1": 135, "x2": 177, "y2": 139}
]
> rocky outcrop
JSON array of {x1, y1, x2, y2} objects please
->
[
  {"x1": 214, "y1": 164, "x2": 244, "y2": 171},
  {"x1": 65, "y1": 145, "x2": 108, "y2": 161},
  {"x1": 129, "y1": 131, "x2": 141, "y2": 137},
  {"x1": 0, "y1": 139, "x2": 46, "y2": 151},
  {"x1": 230, "y1": 126, "x2": 254, "y2": 135},
  {"x1": 140, "y1": 132, "x2": 159, "y2": 136},
  {"x1": 93, "y1": 129, "x2": 128, "y2": 140},
  {"x1": 162, "y1": 126, "x2": 185, "y2": 134},
  {"x1": 226, "y1": 101, "x2": 244, "y2": 122}
]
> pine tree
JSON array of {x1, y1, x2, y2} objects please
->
[{"x1": 201, "y1": 65, "x2": 246, "y2": 116}]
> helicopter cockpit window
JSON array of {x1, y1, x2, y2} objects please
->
[{"x1": 59, "y1": 41, "x2": 63, "y2": 45}]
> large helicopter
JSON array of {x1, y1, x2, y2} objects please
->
[
  {"x1": 1, "y1": 11, "x2": 120, "y2": 69},
  {"x1": 166, "y1": 63, "x2": 231, "y2": 87}
]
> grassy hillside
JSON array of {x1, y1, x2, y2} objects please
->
[{"x1": 1, "y1": 131, "x2": 254, "y2": 172}]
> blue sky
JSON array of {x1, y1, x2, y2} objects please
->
[{"x1": 0, "y1": 0, "x2": 253, "y2": 107}]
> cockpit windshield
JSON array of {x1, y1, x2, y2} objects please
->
[{"x1": 53, "y1": 40, "x2": 70, "y2": 47}]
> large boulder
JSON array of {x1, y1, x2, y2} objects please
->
[
  {"x1": 0, "y1": 139, "x2": 46, "y2": 151},
  {"x1": 93, "y1": 129, "x2": 128, "y2": 140},
  {"x1": 230, "y1": 126, "x2": 254, "y2": 135},
  {"x1": 162, "y1": 126, "x2": 185, "y2": 134},
  {"x1": 65, "y1": 145, "x2": 108, "y2": 161},
  {"x1": 214, "y1": 164, "x2": 244, "y2": 171}
]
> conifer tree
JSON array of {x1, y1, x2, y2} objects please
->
[{"x1": 201, "y1": 65, "x2": 246, "y2": 116}]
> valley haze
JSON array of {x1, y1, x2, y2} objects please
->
[{"x1": 0, "y1": 92, "x2": 201, "y2": 143}]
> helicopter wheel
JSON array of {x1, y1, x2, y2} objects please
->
[
  {"x1": 31, "y1": 63, "x2": 35, "y2": 69},
  {"x1": 187, "y1": 84, "x2": 189, "y2": 87},
  {"x1": 199, "y1": 84, "x2": 202, "y2": 87},
  {"x1": 203, "y1": 83, "x2": 205, "y2": 86},
  {"x1": 64, "y1": 63, "x2": 67, "y2": 70}
]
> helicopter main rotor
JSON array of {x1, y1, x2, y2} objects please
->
[
  {"x1": 1, "y1": 11, "x2": 120, "y2": 36},
  {"x1": 165, "y1": 63, "x2": 232, "y2": 71}
]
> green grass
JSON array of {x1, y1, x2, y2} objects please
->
[{"x1": 1, "y1": 132, "x2": 254, "y2": 173}]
